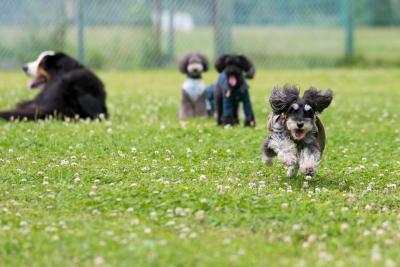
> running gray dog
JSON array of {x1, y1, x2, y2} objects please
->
[{"x1": 262, "y1": 85, "x2": 333, "y2": 177}]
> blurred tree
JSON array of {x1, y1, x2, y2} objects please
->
[{"x1": 365, "y1": 0, "x2": 394, "y2": 26}]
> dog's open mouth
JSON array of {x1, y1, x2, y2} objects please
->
[
  {"x1": 228, "y1": 75, "x2": 237, "y2": 87},
  {"x1": 28, "y1": 76, "x2": 46, "y2": 89},
  {"x1": 293, "y1": 129, "x2": 306, "y2": 140}
]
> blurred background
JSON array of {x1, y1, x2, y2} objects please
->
[{"x1": 0, "y1": 0, "x2": 399, "y2": 70}]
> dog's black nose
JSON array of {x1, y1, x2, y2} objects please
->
[
  {"x1": 297, "y1": 122, "x2": 304, "y2": 128},
  {"x1": 22, "y1": 65, "x2": 28, "y2": 72}
]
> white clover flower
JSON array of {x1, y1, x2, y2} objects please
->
[
  {"x1": 189, "y1": 232, "x2": 197, "y2": 239},
  {"x1": 302, "y1": 182, "x2": 309, "y2": 189},
  {"x1": 94, "y1": 256, "x2": 104, "y2": 266},
  {"x1": 340, "y1": 223, "x2": 349, "y2": 231},
  {"x1": 199, "y1": 175, "x2": 207, "y2": 181},
  {"x1": 200, "y1": 198, "x2": 208, "y2": 203},
  {"x1": 149, "y1": 211, "x2": 157, "y2": 219},
  {"x1": 371, "y1": 244, "x2": 381, "y2": 262},
  {"x1": 355, "y1": 165, "x2": 365, "y2": 171},
  {"x1": 283, "y1": 235, "x2": 292, "y2": 243},
  {"x1": 376, "y1": 228, "x2": 385, "y2": 237},
  {"x1": 195, "y1": 210, "x2": 205, "y2": 221},
  {"x1": 365, "y1": 204, "x2": 372, "y2": 211},
  {"x1": 165, "y1": 220, "x2": 175, "y2": 226}
]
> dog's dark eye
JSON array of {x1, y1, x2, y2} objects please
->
[
  {"x1": 304, "y1": 109, "x2": 314, "y2": 117},
  {"x1": 287, "y1": 107, "x2": 297, "y2": 114}
]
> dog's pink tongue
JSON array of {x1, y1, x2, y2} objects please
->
[
  {"x1": 294, "y1": 129, "x2": 305, "y2": 140},
  {"x1": 27, "y1": 78, "x2": 44, "y2": 89},
  {"x1": 28, "y1": 79, "x2": 36, "y2": 89},
  {"x1": 228, "y1": 76, "x2": 237, "y2": 87}
]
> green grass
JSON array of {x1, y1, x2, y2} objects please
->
[
  {"x1": 1, "y1": 26, "x2": 400, "y2": 69},
  {"x1": 0, "y1": 69, "x2": 399, "y2": 266}
]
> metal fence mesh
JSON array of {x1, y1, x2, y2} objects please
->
[{"x1": 1, "y1": 0, "x2": 399, "y2": 70}]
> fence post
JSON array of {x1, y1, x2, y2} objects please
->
[
  {"x1": 154, "y1": 0, "x2": 162, "y2": 65},
  {"x1": 77, "y1": 0, "x2": 85, "y2": 63},
  {"x1": 167, "y1": 0, "x2": 175, "y2": 61},
  {"x1": 213, "y1": 0, "x2": 233, "y2": 58},
  {"x1": 343, "y1": 0, "x2": 354, "y2": 57}
]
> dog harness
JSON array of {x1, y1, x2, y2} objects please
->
[
  {"x1": 218, "y1": 73, "x2": 254, "y2": 120},
  {"x1": 182, "y1": 77, "x2": 206, "y2": 102}
]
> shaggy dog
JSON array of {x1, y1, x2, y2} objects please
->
[
  {"x1": 0, "y1": 51, "x2": 108, "y2": 121},
  {"x1": 178, "y1": 53, "x2": 210, "y2": 119},
  {"x1": 262, "y1": 85, "x2": 333, "y2": 177},
  {"x1": 209, "y1": 54, "x2": 256, "y2": 127}
]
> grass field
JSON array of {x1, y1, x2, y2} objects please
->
[
  {"x1": 1, "y1": 26, "x2": 400, "y2": 69},
  {"x1": 0, "y1": 69, "x2": 399, "y2": 266}
]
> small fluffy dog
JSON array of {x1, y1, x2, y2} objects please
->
[
  {"x1": 210, "y1": 54, "x2": 256, "y2": 127},
  {"x1": 178, "y1": 53, "x2": 210, "y2": 119},
  {"x1": 262, "y1": 85, "x2": 333, "y2": 177},
  {"x1": 0, "y1": 51, "x2": 108, "y2": 121}
]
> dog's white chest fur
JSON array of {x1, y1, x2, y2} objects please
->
[{"x1": 183, "y1": 78, "x2": 206, "y2": 101}]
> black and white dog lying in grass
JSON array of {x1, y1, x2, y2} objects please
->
[
  {"x1": 210, "y1": 54, "x2": 256, "y2": 127},
  {"x1": 0, "y1": 51, "x2": 108, "y2": 121},
  {"x1": 262, "y1": 85, "x2": 333, "y2": 177},
  {"x1": 178, "y1": 53, "x2": 210, "y2": 119}
]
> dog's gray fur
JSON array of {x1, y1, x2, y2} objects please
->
[
  {"x1": 262, "y1": 85, "x2": 333, "y2": 177},
  {"x1": 178, "y1": 53, "x2": 209, "y2": 119}
]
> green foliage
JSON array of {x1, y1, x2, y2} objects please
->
[
  {"x1": 87, "y1": 50, "x2": 106, "y2": 69},
  {"x1": 365, "y1": 0, "x2": 396, "y2": 26},
  {"x1": 0, "y1": 69, "x2": 399, "y2": 266},
  {"x1": 14, "y1": 33, "x2": 53, "y2": 63}
]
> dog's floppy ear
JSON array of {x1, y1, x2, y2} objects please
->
[
  {"x1": 269, "y1": 84, "x2": 300, "y2": 114},
  {"x1": 178, "y1": 54, "x2": 191, "y2": 74},
  {"x1": 303, "y1": 87, "x2": 333, "y2": 113},
  {"x1": 197, "y1": 53, "x2": 209, "y2": 72},
  {"x1": 238, "y1": 54, "x2": 255, "y2": 79},
  {"x1": 215, "y1": 54, "x2": 229, "y2": 73}
]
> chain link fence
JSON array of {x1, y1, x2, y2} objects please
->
[{"x1": 0, "y1": 0, "x2": 399, "y2": 70}]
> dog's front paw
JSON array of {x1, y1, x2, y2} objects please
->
[
  {"x1": 244, "y1": 119, "x2": 256, "y2": 127},
  {"x1": 279, "y1": 153, "x2": 297, "y2": 167},
  {"x1": 301, "y1": 166, "x2": 317, "y2": 177},
  {"x1": 286, "y1": 165, "x2": 298, "y2": 177},
  {"x1": 262, "y1": 154, "x2": 273, "y2": 166},
  {"x1": 222, "y1": 116, "x2": 238, "y2": 126}
]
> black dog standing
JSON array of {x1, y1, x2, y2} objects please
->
[
  {"x1": 0, "y1": 51, "x2": 108, "y2": 121},
  {"x1": 208, "y1": 54, "x2": 256, "y2": 127}
]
